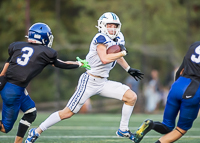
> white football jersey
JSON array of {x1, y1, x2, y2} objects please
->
[{"x1": 86, "y1": 32, "x2": 125, "y2": 77}]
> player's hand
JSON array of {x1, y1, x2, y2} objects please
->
[
  {"x1": 128, "y1": 68, "x2": 144, "y2": 81},
  {"x1": 76, "y1": 57, "x2": 91, "y2": 70},
  {"x1": 119, "y1": 44, "x2": 128, "y2": 54}
]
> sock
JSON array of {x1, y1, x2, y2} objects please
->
[
  {"x1": 17, "y1": 123, "x2": 29, "y2": 137},
  {"x1": 39, "y1": 111, "x2": 61, "y2": 131},
  {"x1": 153, "y1": 121, "x2": 171, "y2": 134},
  {"x1": 119, "y1": 103, "x2": 134, "y2": 131},
  {"x1": 155, "y1": 140, "x2": 161, "y2": 143}
]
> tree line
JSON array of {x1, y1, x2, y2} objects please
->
[{"x1": 0, "y1": 0, "x2": 200, "y2": 103}]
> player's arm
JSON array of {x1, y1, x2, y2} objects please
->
[
  {"x1": 0, "y1": 44, "x2": 15, "y2": 76},
  {"x1": 0, "y1": 56, "x2": 11, "y2": 76},
  {"x1": 52, "y1": 58, "x2": 90, "y2": 70},
  {"x1": 175, "y1": 60, "x2": 184, "y2": 81},
  {"x1": 117, "y1": 57, "x2": 144, "y2": 81},
  {"x1": 0, "y1": 63, "x2": 9, "y2": 76},
  {"x1": 117, "y1": 57, "x2": 129, "y2": 69},
  {"x1": 52, "y1": 59, "x2": 80, "y2": 69},
  {"x1": 97, "y1": 44, "x2": 126, "y2": 64}
]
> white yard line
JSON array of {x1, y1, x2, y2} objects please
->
[
  {"x1": 0, "y1": 135, "x2": 200, "y2": 138},
  {"x1": 27, "y1": 126, "x2": 200, "y2": 131}
]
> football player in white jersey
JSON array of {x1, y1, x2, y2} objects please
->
[{"x1": 25, "y1": 12, "x2": 144, "y2": 143}]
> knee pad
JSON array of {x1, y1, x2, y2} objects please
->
[
  {"x1": 17, "y1": 108, "x2": 37, "y2": 138},
  {"x1": 21, "y1": 107, "x2": 37, "y2": 126}
]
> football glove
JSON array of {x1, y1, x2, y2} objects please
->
[
  {"x1": 76, "y1": 57, "x2": 91, "y2": 70},
  {"x1": 128, "y1": 67, "x2": 144, "y2": 81},
  {"x1": 119, "y1": 44, "x2": 128, "y2": 54}
]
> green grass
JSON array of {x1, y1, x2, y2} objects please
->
[{"x1": 0, "y1": 112, "x2": 200, "y2": 143}]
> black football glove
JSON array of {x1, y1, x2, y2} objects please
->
[
  {"x1": 128, "y1": 68, "x2": 144, "y2": 81},
  {"x1": 119, "y1": 44, "x2": 128, "y2": 54}
]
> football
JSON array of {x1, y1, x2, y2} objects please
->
[{"x1": 106, "y1": 45, "x2": 121, "y2": 54}]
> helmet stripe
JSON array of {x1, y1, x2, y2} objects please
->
[{"x1": 111, "y1": 12, "x2": 117, "y2": 20}]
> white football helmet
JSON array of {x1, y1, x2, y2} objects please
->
[{"x1": 96, "y1": 12, "x2": 121, "y2": 39}]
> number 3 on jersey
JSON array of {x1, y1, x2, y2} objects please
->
[
  {"x1": 17, "y1": 47, "x2": 34, "y2": 66},
  {"x1": 191, "y1": 45, "x2": 200, "y2": 63}
]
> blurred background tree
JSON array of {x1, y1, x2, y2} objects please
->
[{"x1": 0, "y1": 0, "x2": 200, "y2": 112}]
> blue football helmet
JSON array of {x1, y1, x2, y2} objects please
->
[{"x1": 27, "y1": 23, "x2": 54, "y2": 48}]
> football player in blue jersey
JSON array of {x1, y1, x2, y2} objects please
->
[
  {"x1": 0, "y1": 22, "x2": 90, "y2": 143},
  {"x1": 133, "y1": 41, "x2": 200, "y2": 143},
  {"x1": 25, "y1": 12, "x2": 144, "y2": 143}
]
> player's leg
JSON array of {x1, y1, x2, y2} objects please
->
[
  {"x1": 25, "y1": 109, "x2": 63, "y2": 143},
  {"x1": 15, "y1": 108, "x2": 36, "y2": 143},
  {"x1": 156, "y1": 127, "x2": 186, "y2": 143},
  {"x1": 116, "y1": 89, "x2": 137, "y2": 141},
  {"x1": 155, "y1": 103, "x2": 200, "y2": 143},
  {"x1": 160, "y1": 89, "x2": 200, "y2": 143},
  {"x1": 133, "y1": 78, "x2": 187, "y2": 143},
  {"x1": 15, "y1": 90, "x2": 36, "y2": 143},
  {"x1": 155, "y1": 77, "x2": 200, "y2": 143},
  {"x1": 99, "y1": 80, "x2": 135, "y2": 141},
  {"x1": 36, "y1": 106, "x2": 74, "y2": 133},
  {"x1": 25, "y1": 72, "x2": 95, "y2": 143},
  {"x1": 0, "y1": 83, "x2": 21, "y2": 133},
  {"x1": 119, "y1": 89, "x2": 136, "y2": 130},
  {"x1": 36, "y1": 72, "x2": 90, "y2": 133},
  {"x1": 25, "y1": 108, "x2": 70, "y2": 143},
  {"x1": 0, "y1": 120, "x2": 6, "y2": 132},
  {"x1": 122, "y1": 88, "x2": 137, "y2": 106}
]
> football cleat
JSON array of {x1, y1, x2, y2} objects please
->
[
  {"x1": 25, "y1": 128, "x2": 40, "y2": 143},
  {"x1": 116, "y1": 129, "x2": 135, "y2": 142},
  {"x1": 134, "y1": 119, "x2": 153, "y2": 143}
]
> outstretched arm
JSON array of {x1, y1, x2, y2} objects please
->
[
  {"x1": 53, "y1": 59, "x2": 80, "y2": 69},
  {"x1": 53, "y1": 58, "x2": 91, "y2": 70}
]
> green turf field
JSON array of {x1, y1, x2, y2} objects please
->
[{"x1": 0, "y1": 112, "x2": 199, "y2": 143}]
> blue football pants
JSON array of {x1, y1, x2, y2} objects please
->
[
  {"x1": 0, "y1": 82, "x2": 35, "y2": 133},
  {"x1": 162, "y1": 76, "x2": 200, "y2": 131}
]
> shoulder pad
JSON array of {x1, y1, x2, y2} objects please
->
[{"x1": 96, "y1": 35, "x2": 106, "y2": 44}]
